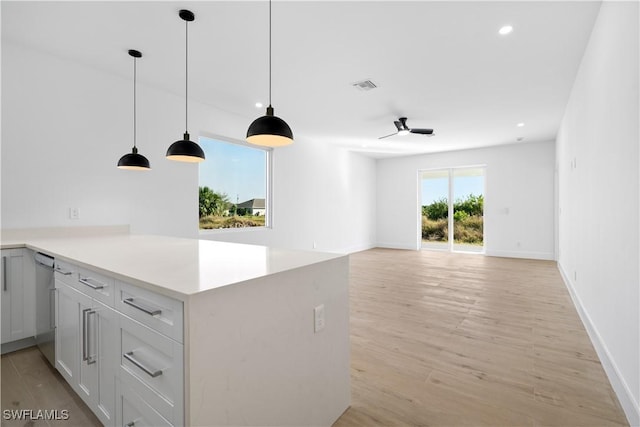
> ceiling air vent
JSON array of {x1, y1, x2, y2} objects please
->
[{"x1": 352, "y1": 79, "x2": 377, "y2": 91}]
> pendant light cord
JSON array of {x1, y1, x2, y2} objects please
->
[
  {"x1": 133, "y1": 56, "x2": 137, "y2": 149},
  {"x1": 268, "y1": 0, "x2": 272, "y2": 107},
  {"x1": 185, "y1": 18, "x2": 189, "y2": 134}
]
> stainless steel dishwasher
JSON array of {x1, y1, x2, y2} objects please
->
[{"x1": 34, "y1": 252, "x2": 55, "y2": 366}]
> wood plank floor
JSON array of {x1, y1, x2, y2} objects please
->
[
  {"x1": 0, "y1": 249, "x2": 628, "y2": 426},
  {"x1": 1, "y1": 347, "x2": 101, "y2": 427},
  {"x1": 333, "y1": 249, "x2": 628, "y2": 427}
]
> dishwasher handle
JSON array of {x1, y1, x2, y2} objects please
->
[{"x1": 34, "y1": 252, "x2": 55, "y2": 269}]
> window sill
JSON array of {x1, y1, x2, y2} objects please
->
[{"x1": 199, "y1": 225, "x2": 272, "y2": 236}]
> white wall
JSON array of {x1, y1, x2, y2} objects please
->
[
  {"x1": 1, "y1": 41, "x2": 377, "y2": 254},
  {"x1": 556, "y1": 2, "x2": 639, "y2": 424},
  {"x1": 376, "y1": 141, "x2": 556, "y2": 260},
  {"x1": 202, "y1": 139, "x2": 376, "y2": 253}
]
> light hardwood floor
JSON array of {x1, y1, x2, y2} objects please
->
[
  {"x1": 1, "y1": 347, "x2": 101, "y2": 427},
  {"x1": 333, "y1": 248, "x2": 628, "y2": 427},
  {"x1": 0, "y1": 249, "x2": 628, "y2": 426}
]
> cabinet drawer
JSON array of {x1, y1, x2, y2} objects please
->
[
  {"x1": 117, "y1": 379, "x2": 173, "y2": 427},
  {"x1": 116, "y1": 281, "x2": 183, "y2": 343},
  {"x1": 71, "y1": 266, "x2": 115, "y2": 307},
  {"x1": 119, "y1": 315, "x2": 183, "y2": 425},
  {"x1": 54, "y1": 260, "x2": 77, "y2": 286}
]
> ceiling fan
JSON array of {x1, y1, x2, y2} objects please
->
[{"x1": 378, "y1": 117, "x2": 434, "y2": 139}]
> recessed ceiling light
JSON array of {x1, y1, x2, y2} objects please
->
[
  {"x1": 517, "y1": 122, "x2": 525, "y2": 127},
  {"x1": 255, "y1": 102, "x2": 263, "y2": 108},
  {"x1": 499, "y1": 25, "x2": 513, "y2": 35}
]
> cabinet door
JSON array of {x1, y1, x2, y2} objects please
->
[
  {"x1": 116, "y1": 379, "x2": 173, "y2": 427},
  {"x1": 77, "y1": 292, "x2": 98, "y2": 407},
  {"x1": 55, "y1": 281, "x2": 97, "y2": 402},
  {"x1": 55, "y1": 282, "x2": 81, "y2": 385},
  {"x1": 1, "y1": 249, "x2": 26, "y2": 344},
  {"x1": 94, "y1": 302, "x2": 117, "y2": 427},
  {"x1": 1, "y1": 250, "x2": 11, "y2": 343}
]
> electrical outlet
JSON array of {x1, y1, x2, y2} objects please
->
[
  {"x1": 69, "y1": 207, "x2": 79, "y2": 220},
  {"x1": 314, "y1": 304, "x2": 325, "y2": 333}
]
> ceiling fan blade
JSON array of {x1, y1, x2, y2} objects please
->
[
  {"x1": 393, "y1": 121, "x2": 403, "y2": 131},
  {"x1": 378, "y1": 132, "x2": 398, "y2": 140},
  {"x1": 410, "y1": 128, "x2": 434, "y2": 135}
]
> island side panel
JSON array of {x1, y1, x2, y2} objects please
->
[{"x1": 186, "y1": 256, "x2": 350, "y2": 427}]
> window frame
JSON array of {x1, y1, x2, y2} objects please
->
[{"x1": 197, "y1": 132, "x2": 273, "y2": 234}]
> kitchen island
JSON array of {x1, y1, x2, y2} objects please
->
[{"x1": 1, "y1": 229, "x2": 350, "y2": 426}]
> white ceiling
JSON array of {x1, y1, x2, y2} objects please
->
[{"x1": 2, "y1": 1, "x2": 601, "y2": 158}]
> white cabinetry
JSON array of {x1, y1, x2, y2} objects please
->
[
  {"x1": 54, "y1": 260, "x2": 184, "y2": 427},
  {"x1": 1, "y1": 248, "x2": 35, "y2": 344},
  {"x1": 115, "y1": 281, "x2": 184, "y2": 427},
  {"x1": 54, "y1": 262, "x2": 118, "y2": 427}
]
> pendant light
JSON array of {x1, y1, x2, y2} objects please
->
[
  {"x1": 166, "y1": 9, "x2": 205, "y2": 163},
  {"x1": 118, "y1": 49, "x2": 151, "y2": 170},
  {"x1": 246, "y1": 0, "x2": 294, "y2": 147}
]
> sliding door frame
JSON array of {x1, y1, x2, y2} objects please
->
[{"x1": 418, "y1": 165, "x2": 487, "y2": 253}]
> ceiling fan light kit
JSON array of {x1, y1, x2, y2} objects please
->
[
  {"x1": 118, "y1": 49, "x2": 151, "y2": 171},
  {"x1": 166, "y1": 9, "x2": 205, "y2": 163},
  {"x1": 246, "y1": 0, "x2": 294, "y2": 147}
]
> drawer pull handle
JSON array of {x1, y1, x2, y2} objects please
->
[
  {"x1": 55, "y1": 267, "x2": 72, "y2": 276},
  {"x1": 82, "y1": 308, "x2": 91, "y2": 362},
  {"x1": 125, "y1": 422, "x2": 135, "y2": 427},
  {"x1": 50, "y1": 289, "x2": 56, "y2": 329},
  {"x1": 123, "y1": 298, "x2": 161, "y2": 316},
  {"x1": 78, "y1": 277, "x2": 105, "y2": 290},
  {"x1": 123, "y1": 351, "x2": 163, "y2": 378}
]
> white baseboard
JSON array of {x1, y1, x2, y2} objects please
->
[
  {"x1": 340, "y1": 243, "x2": 377, "y2": 255},
  {"x1": 558, "y1": 263, "x2": 640, "y2": 427},
  {"x1": 485, "y1": 249, "x2": 555, "y2": 260},
  {"x1": 375, "y1": 242, "x2": 419, "y2": 251}
]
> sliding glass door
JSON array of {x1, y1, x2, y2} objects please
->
[
  {"x1": 421, "y1": 170, "x2": 450, "y2": 250},
  {"x1": 420, "y1": 167, "x2": 485, "y2": 253}
]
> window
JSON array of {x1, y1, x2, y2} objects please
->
[{"x1": 198, "y1": 136, "x2": 270, "y2": 230}]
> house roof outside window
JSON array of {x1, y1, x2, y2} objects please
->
[{"x1": 236, "y1": 198, "x2": 265, "y2": 209}]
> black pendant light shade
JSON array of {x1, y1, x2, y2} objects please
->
[
  {"x1": 118, "y1": 49, "x2": 151, "y2": 170},
  {"x1": 246, "y1": 0, "x2": 294, "y2": 147},
  {"x1": 167, "y1": 9, "x2": 204, "y2": 163},
  {"x1": 118, "y1": 147, "x2": 151, "y2": 170},
  {"x1": 247, "y1": 105, "x2": 293, "y2": 147},
  {"x1": 166, "y1": 132, "x2": 205, "y2": 162}
]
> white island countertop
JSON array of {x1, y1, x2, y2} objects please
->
[{"x1": 1, "y1": 233, "x2": 344, "y2": 301}]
